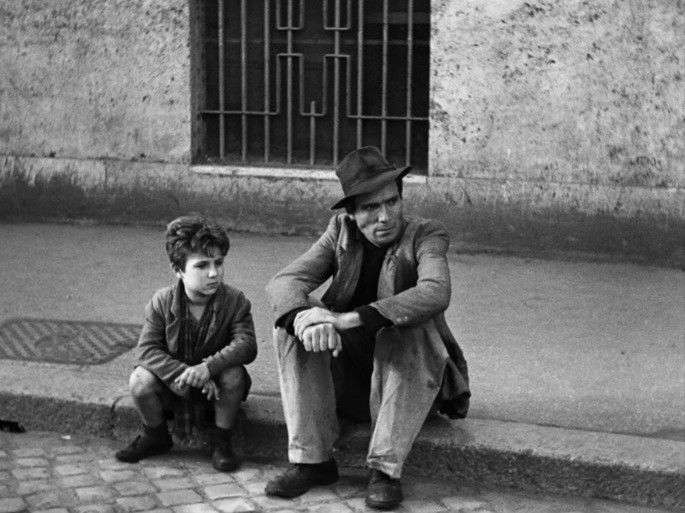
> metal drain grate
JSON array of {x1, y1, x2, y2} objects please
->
[{"x1": 0, "y1": 318, "x2": 141, "y2": 365}]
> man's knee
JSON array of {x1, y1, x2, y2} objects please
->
[
  {"x1": 274, "y1": 328, "x2": 300, "y2": 358},
  {"x1": 216, "y1": 366, "x2": 244, "y2": 394},
  {"x1": 129, "y1": 367, "x2": 162, "y2": 398}
]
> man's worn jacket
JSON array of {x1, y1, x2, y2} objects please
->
[
  {"x1": 266, "y1": 214, "x2": 470, "y2": 419},
  {"x1": 136, "y1": 281, "x2": 257, "y2": 390}
]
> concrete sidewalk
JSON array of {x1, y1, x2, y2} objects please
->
[{"x1": 0, "y1": 222, "x2": 683, "y2": 509}]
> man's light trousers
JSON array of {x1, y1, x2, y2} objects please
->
[{"x1": 273, "y1": 325, "x2": 442, "y2": 478}]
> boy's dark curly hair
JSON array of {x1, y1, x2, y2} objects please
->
[{"x1": 165, "y1": 214, "x2": 230, "y2": 271}]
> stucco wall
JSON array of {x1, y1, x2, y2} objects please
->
[
  {"x1": 431, "y1": 0, "x2": 684, "y2": 189},
  {"x1": 429, "y1": 0, "x2": 683, "y2": 228},
  {"x1": 425, "y1": 0, "x2": 684, "y2": 263},
  {"x1": 0, "y1": 0, "x2": 683, "y2": 265},
  {"x1": 0, "y1": 0, "x2": 190, "y2": 162}
]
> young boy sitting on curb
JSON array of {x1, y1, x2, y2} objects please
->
[{"x1": 115, "y1": 214, "x2": 257, "y2": 471}]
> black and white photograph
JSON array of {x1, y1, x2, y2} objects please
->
[{"x1": 0, "y1": 1, "x2": 683, "y2": 512}]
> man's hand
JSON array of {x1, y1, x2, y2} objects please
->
[
  {"x1": 294, "y1": 307, "x2": 362, "y2": 340},
  {"x1": 294, "y1": 307, "x2": 338, "y2": 339},
  {"x1": 173, "y1": 362, "x2": 211, "y2": 390},
  {"x1": 300, "y1": 323, "x2": 342, "y2": 357}
]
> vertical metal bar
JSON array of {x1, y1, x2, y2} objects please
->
[
  {"x1": 310, "y1": 100, "x2": 316, "y2": 165},
  {"x1": 381, "y1": 0, "x2": 389, "y2": 156},
  {"x1": 332, "y1": 0, "x2": 341, "y2": 165},
  {"x1": 286, "y1": 0, "x2": 293, "y2": 164},
  {"x1": 241, "y1": 0, "x2": 248, "y2": 162},
  {"x1": 189, "y1": 0, "x2": 204, "y2": 164},
  {"x1": 263, "y1": 0, "x2": 270, "y2": 163},
  {"x1": 356, "y1": 0, "x2": 364, "y2": 148},
  {"x1": 405, "y1": 0, "x2": 414, "y2": 166},
  {"x1": 218, "y1": 0, "x2": 225, "y2": 160}
]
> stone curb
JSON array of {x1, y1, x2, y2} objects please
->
[{"x1": 1, "y1": 391, "x2": 682, "y2": 510}]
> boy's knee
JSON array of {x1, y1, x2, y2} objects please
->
[
  {"x1": 217, "y1": 366, "x2": 244, "y2": 393},
  {"x1": 129, "y1": 367, "x2": 161, "y2": 398}
]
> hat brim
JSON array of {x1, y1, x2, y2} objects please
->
[{"x1": 331, "y1": 165, "x2": 412, "y2": 210}]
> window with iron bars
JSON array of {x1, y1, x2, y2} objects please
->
[{"x1": 192, "y1": 0, "x2": 429, "y2": 173}]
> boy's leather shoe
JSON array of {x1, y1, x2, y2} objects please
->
[
  {"x1": 114, "y1": 432, "x2": 173, "y2": 463},
  {"x1": 365, "y1": 469, "x2": 403, "y2": 510},
  {"x1": 212, "y1": 439, "x2": 240, "y2": 472},
  {"x1": 265, "y1": 459, "x2": 338, "y2": 498},
  {"x1": 212, "y1": 426, "x2": 240, "y2": 472}
]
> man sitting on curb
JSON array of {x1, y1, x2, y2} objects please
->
[{"x1": 264, "y1": 146, "x2": 471, "y2": 510}]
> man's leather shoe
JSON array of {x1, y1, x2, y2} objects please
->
[
  {"x1": 265, "y1": 459, "x2": 338, "y2": 498},
  {"x1": 365, "y1": 469, "x2": 403, "y2": 510}
]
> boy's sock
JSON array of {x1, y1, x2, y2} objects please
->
[
  {"x1": 214, "y1": 425, "x2": 232, "y2": 440},
  {"x1": 212, "y1": 426, "x2": 240, "y2": 472},
  {"x1": 143, "y1": 422, "x2": 170, "y2": 440}
]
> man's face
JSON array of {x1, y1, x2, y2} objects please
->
[
  {"x1": 176, "y1": 247, "x2": 225, "y2": 303},
  {"x1": 351, "y1": 181, "x2": 404, "y2": 247}
]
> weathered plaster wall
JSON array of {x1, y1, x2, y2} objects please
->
[
  {"x1": 431, "y1": 0, "x2": 684, "y2": 187},
  {"x1": 0, "y1": 0, "x2": 683, "y2": 265},
  {"x1": 426, "y1": 0, "x2": 684, "y2": 264},
  {"x1": 0, "y1": 155, "x2": 343, "y2": 234},
  {"x1": 0, "y1": 0, "x2": 190, "y2": 161}
]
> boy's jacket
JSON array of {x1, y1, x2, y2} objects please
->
[{"x1": 136, "y1": 281, "x2": 257, "y2": 389}]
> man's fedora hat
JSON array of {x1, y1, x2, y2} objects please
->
[{"x1": 331, "y1": 146, "x2": 412, "y2": 210}]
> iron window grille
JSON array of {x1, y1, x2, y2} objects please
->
[{"x1": 192, "y1": 0, "x2": 429, "y2": 173}]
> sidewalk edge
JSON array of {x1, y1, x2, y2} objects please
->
[{"x1": 1, "y1": 391, "x2": 682, "y2": 511}]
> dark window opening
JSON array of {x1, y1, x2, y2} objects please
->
[{"x1": 192, "y1": 0, "x2": 430, "y2": 173}]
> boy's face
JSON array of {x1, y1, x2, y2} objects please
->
[{"x1": 175, "y1": 247, "x2": 225, "y2": 303}]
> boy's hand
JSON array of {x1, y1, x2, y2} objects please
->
[
  {"x1": 174, "y1": 362, "x2": 211, "y2": 389},
  {"x1": 202, "y1": 380, "x2": 220, "y2": 401}
]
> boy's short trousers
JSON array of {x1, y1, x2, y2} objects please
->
[{"x1": 154, "y1": 365, "x2": 252, "y2": 419}]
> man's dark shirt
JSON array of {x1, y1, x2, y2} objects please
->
[
  {"x1": 349, "y1": 235, "x2": 393, "y2": 334},
  {"x1": 276, "y1": 232, "x2": 392, "y2": 336}
]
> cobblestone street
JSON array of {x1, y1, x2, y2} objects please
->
[{"x1": 0, "y1": 431, "x2": 669, "y2": 513}]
